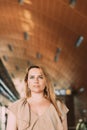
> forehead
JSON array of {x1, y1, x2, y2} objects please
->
[{"x1": 28, "y1": 68, "x2": 44, "y2": 75}]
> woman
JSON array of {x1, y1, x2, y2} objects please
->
[{"x1": 6, "y1": 65, "x2": 69, "y2": 130}]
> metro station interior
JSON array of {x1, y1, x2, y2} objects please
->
[{"x1": 0, "y1": 0, "x2": 87, "y2": 130}]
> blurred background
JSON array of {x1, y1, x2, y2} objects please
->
[{"x1": 0, "y1": 0, "x2": 87, "y2": 130}]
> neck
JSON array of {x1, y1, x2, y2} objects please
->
[
  {"x1": 28, "y1": 92, "x2": 45, "y2": 102},
  {"x1": 31, "y1": 92, "x2": 44, "y2": 99}
]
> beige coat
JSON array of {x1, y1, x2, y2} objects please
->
[{"x1": 8, "y1": 98, "x2": 69, "y2": 130}]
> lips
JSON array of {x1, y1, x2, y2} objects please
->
[
  {"x1": 33, "y1": 83, "x2": 39, "y2": 86},
  {"x1": 34, "y1": 82, "x2": 39, "y2": 84}
]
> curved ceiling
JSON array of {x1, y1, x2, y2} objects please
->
[{"x1": 0, "y1": 0, "x2": 87, "y2": 97}]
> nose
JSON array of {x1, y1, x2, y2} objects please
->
[{"x1": 34, "y1": 77, "x2": 39, "y2": 82}]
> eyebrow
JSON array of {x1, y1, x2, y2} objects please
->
[{"x1": 29, "y1": 74, "x2": 44, "y2": 76}]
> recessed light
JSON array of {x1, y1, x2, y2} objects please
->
[
  {"x1": 3, "y1": 55, "x2": 8, "y2": 62},
  {"x1": 75, "y1": 36, "x2": 84, "y2": 47}
]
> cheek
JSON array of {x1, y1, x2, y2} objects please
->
[
  {"x1": 42, "y1": 81, "x2": 46, "y2": 86},
  {"x1": 28, "y1": 80, "x2": 34, "y2": 87},
  {"x1": 28, "y1": 80, "x2": 31, "y2": 86}
]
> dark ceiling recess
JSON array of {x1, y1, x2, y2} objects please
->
[
  {"x1": 70, "y1": 0, "x2": 76, "y2": 7},
  {"x1": 8, "y1": 44, "x2": 13, "y2": 52},
  {"x1": 54, "y1": 48, "x2": 61, "y2": 62},
  {"x1": 0, "y1": 59, "x2": 20, "y2": 101},
  {"x1": 24, "y1": 32, "x2": 29, "y2": 40},
  {"x1": 18, "y1": 0, "x2": 24, "y2": 4}
]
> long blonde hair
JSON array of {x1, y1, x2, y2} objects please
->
[{"x1": 24, "y1": 65, "x2": 62, "y2": 120}]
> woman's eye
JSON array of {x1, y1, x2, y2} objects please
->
[
  {"x1": 39, "y1": 76, "x2": 43, "y2": 79},
  {"x1": 29, "y1": 75, "x2": 44, "y2": 79},
  {"x1": 29, "y1": 76, "x2": 34, "y2": 79}
]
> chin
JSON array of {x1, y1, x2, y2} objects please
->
[{"x1": 32, "y1": 89, "x2": 44, "y2": 93}]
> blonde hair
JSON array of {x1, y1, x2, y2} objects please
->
[{"x1": 24, "y1": 65, "x2": 62, "y2": 120}]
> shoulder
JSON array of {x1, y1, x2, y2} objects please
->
[
  {"x1": 9, "y1": 98, "x2": 26, "y2": 107},
  {"x1": 56, "y1": 100, "x2": 69, "y2": 121},
  {"x1": 8, "y1": 98, "x2": 27, "y2": 115},
  {"x1": 57, "y1": 100, "x2": 69, "y2": 114}
]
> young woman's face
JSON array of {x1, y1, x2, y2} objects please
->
[{"x1": 28, "y1": 68, "x2": 46, "y2": 93}]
